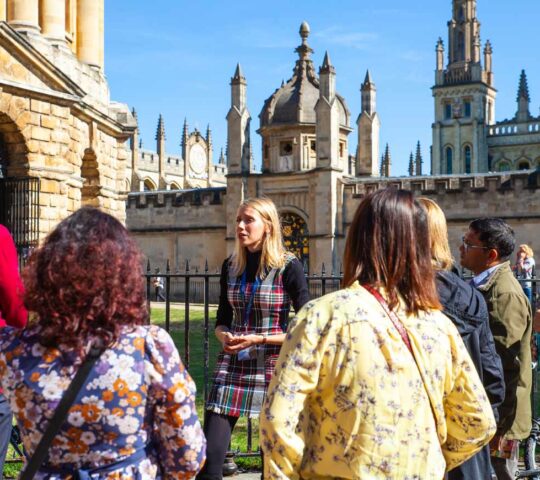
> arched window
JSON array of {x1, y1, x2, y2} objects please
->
[
  {"x1": 518, "y1": 160, "x2": 530, "y2": 171},
  {"x1": 464, "y1": 145, "x2": 472, "y2": 174},
  {"x1": 143, "y1": 179, "x2": 156, "y2": 191},
  {"x1": 456, "y1": 31, "x2": 465, "y2": 62},
  {"x1": 280, "y1": 212, "x2": 309, "y2": 271},
  {"x1": 497, "y1": 161, "x2": 511, "y2": 172},
  {"x1": 445, "y1": 147, "x2": 453, "y2": 174},
  {"x1": 170, "y1": 182, "x2": 180, "y2": 190}
]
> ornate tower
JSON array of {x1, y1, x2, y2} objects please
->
[
  {"x1": 226, "y1": 64, "x2": 252, "y2": 175},
  {"x1": 355, "y1": 70, "x2": 380, "y2": 176},
  {"x1": 432, "y1": 0, "x2": 496, "y2": 175},
  {"x1": 315, "y1": 52, "x2": 341, "y2": 169}
]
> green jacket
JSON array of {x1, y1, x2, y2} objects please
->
[{"x1": 478, "y1": 261, "x2": 532, "y2": 439}]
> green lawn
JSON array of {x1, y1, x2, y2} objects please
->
[
  {"x1": 150, "y1": 305, "x2": 261, "y2": 470},
  {"x1": 3, "y1": 305, "x2": 261, "y2": 478}
]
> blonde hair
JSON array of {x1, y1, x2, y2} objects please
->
[
  {"x1": 519, "y1": 244, "x2": 534, "y2": 258},
  {"x1": 417, "y1": 197, "x2": 454, "y2": 271},
  {"x1": 230, "y1": 197, "x2": 287, "y2": 277}
]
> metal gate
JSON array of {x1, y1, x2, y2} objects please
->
[{"x1": 0, "y1": 177, "x2": 40, "y2": 266}]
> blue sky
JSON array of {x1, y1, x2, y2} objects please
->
[{"x1": 104, "y1": 1, "x2": 540, "y2": 176}]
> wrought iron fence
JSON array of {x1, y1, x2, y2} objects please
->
[{"x1": 144, "y1": 262, "x2": 539, "y2": 457}]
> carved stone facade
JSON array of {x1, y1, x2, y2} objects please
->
[
  {"x1": 432, "y1": 0, "x2": 540, "y2": 174},
  {"x1": 127, "y1": 11, "x2": 540, "y2": 274},
  {"x1": 127, "y1": 116, "x2": 226, "y2": 193},
  {"x1": 0, "y1": 0, "x2": 135, "y2": 240}
]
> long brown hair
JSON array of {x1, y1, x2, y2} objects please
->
[{"x1": 342, "y1": 188, "x2": 441, "y2": 314}]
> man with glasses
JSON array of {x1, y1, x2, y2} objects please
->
[{"x1": 460, "y1": 218, "x2": 532, "y2": 480}]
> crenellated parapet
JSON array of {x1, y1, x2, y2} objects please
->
[
  {"x1": 127, "y1": 187, "x2": 226, "y2": 210},
  {"x1": 343, "y1": 169, "x2": 540, "y2": 223},
  {"x1": 348, "y1": 170, "x2": 536, "y2": 195}
]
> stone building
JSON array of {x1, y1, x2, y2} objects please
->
[
  {"x1": 127, "y1": 2, "x2": 540, "y2": 274},
  {"x1": 432, "y1": 0, "x2": 540, "y2": 174},
  {"x1": 0, "y1": 0, "x2": 135, "y2": 257},
  {"x1": 127, "y1": 115, "x2": 226, "y2": 193}
]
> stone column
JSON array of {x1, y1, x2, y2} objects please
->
[
  {"x1": 0, "y1": 1, "x2": 6, "y2": 21},
  {"x1": 40, "y1": 0, "x2": 66, "y2": 42},
  {"x1": 76, "y1": 0, "x2": 103, "y2": 69},
  {"x1": 7, "y1": 0, "x2": 40, "y2": 33}
]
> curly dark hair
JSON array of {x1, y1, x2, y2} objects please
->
[{"x1": 23, "y1": 207, "x2": 148, "y2": 353}]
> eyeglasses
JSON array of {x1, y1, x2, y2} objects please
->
[{"x1": 461, "y1": 236, "x2": 489, "y2": 253}]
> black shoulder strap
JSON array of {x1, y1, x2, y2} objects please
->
[{"x1": 20, "y1": 347, "x2": 103, "y2": 480}]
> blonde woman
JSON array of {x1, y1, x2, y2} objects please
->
[
  {"x1": 514, "y1": 244, "x2": 535, "y2": 303},
  {"x1": 197, "y1": 197, "x2": 309, "y2": 480},
  {"x1": 418, "y1": 197, "x2": 504, "y2": 480}
]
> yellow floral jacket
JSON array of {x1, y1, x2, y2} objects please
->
[{"x1": 260, "y1": 282, "x2": 496, "y2": 479}]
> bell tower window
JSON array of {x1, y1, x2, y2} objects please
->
[
  {"x1": 444, "y1": 103, "x2": 452, "y2": 120},
  {"x1": 445, "y1": 147, "x2": 453, "y2": 174},
  {"x1": 464, "y1": 145, "x2": 472, "y2": 173},
  {"x1": 464, "y1": 101, "x2": 472, "y2": 118}
]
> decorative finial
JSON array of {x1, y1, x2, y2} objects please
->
[
  {"x1": 299, "y1": 21, "x2": 310, "y2": 42},
  {"x1": 206, "y1": 124, "x2": 212, "y2": 144}
]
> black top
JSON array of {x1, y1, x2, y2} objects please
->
[{"x1": 215, "y1": 251, "x2": 310, "y2": 329}]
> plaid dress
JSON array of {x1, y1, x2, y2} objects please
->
[{"x1": 206, "y1": 254, "x2": 295, "y2": 418}]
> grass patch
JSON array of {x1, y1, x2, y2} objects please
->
[{"x1": 150, "y1": 305, "x2": 261, "y2": 470}]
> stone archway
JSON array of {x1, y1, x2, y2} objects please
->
[
  {"x1": 280, "y1": 211, "x2": 309, "y2": 271},
  {"x1": 81, "y1": 148, "x2": 100, "y2": 207},
  {"x1": 0, "y1": 112, "x2": 29, "y2": 177},
  {"x1": 0, "y1": 113, "x2": 38, "y2": 264}
]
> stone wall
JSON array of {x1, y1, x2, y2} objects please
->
[
  {"x1": 0, "y1": 20, "x2": 135, "y2": 238},
  {"x1": 126, "y1": 188, "x2": 227, "y2": 270},
  {"x1": 343, "y1": 170, "x2": 540, "y2": 263}
]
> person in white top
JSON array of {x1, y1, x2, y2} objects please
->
[{"x1": 514, "y1": 244, "x2": 535, "y2": 303}]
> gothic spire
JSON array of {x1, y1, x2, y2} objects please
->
[
  {"x1": 206, "y1": 124, "x2": 212, "y2": 145},
  {"x1": 182, "y1": 118, "x2": 189, "y2": 147},
  {"x1": 415, "y1": 141, "x2": 423, "y2": 176},
  {"x1": 219, "y1": 148, "x2": 225, "y2": 164},
  {"x1": 408, "y1": 152, "x2": 415, "y2": 176},
  {"x1": 233, "y1": 63, "x2": 245, "y2": 82},
  {"x1": 383, "y1": 144, "x2": 391, "y2": 177},
  {"x1": 517, "y1": 69, "x2": 530, "y2": 102},
  {"x1": 363, "y1": 69, "x2": 373, "y2": 86},
  {"x1": 155, "y1": 114, "x2": 165, "y2": 140},
  {"x1": 321, "y1": 51, "x2": 333, "y2": 71},
  {"x1": 516, "y1": 69, "x2": 531, "y2": 121}
]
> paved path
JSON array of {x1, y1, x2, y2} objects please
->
[{"x1": 232, "y1": 473, "x2": 260, "y2": 480}]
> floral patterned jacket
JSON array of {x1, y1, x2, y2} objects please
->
[
  {"x1": 0, "y1": 324, "x2": 205, "y2": 479},
  {"x1": 260, "y1": 282, "x2": 496, "y2": 479}
]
